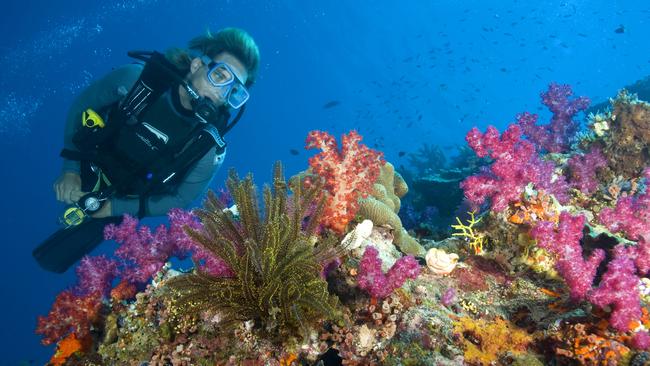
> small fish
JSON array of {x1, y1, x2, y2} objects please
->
[
  {"x1": 322, "y1": 100, "x2": 341, "y2": 109},
  {"x1": 614, "y1": 25, "x2": 625, "y2": 34},
  {"x1": 398, "y1": 151, "x2": 406, "y2": 157},
  {"x1": 289, "y1": 149, "x2": 299, "y2": 156}
]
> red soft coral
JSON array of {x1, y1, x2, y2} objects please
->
[
  {"x1": 306, "y1": 130, "x2": 384, "y2": 233},
  {"x1": 35, "y1": 290, "x2": 103, "y2": 345}
]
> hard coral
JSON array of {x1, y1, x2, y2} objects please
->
[
  {"x1": 306, "y1": 130, "x2": 384, "y2": 234},
  {"x1": 508, "y1": 188, "x2": 560, "y2": 226},
  {"x1": 553, "y1": 322, "x2": 631, "y2": 366}
]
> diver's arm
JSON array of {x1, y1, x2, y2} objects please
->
[
  {"x1": 62, "y1": 64, "x2": 144, "y2": 173},
  {"x1": 110, "y1": 148, "x2": 226, "y2": 217}
]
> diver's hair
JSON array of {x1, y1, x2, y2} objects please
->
[{"x1": 166, "y1": 27, "x2": 260, "y2": 87}]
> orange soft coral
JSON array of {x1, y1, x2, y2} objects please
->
[
  {"x1": 508, "y1": 189, "x2": 559, "y2": 225},
  {"x1": 48, "y1": 333, "x2": 91, "y2": 366}
]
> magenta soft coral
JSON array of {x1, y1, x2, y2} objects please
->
[
  {"x1": 104, "y1": 209, "x2": 232, "y2": 282},
  {"x1": 599, "y1": 168, "x2": 650, "y2": 242},
  {"x1": 567, "y1": 147, "x2": 607, "y2": 194},
  {"x1": 530, "y1": 212, "x2": 605, "y2": 300},
  {"x1": 531, "y1": 211, "x2": 650, "y2": 348},
  {"x1": 461, "y1": 124, "x2": 569, "y2": 212},
  {"x1": 599, "y1": 168, "x2": 650, "y2": 275},
  {"x1": 517, "y1": 83, "x2": 590, "y2": 153},
  {"x1": 357, "y1": 246, "x2": 420, "y2": 299},
  {"x1": 588, "y1": 245, "x2": 642, "y2": 332},
  {"x1": 305, "y1": 130, "x2": 384, "y2": 234}
]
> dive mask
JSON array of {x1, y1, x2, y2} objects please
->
[{"x1": 201, "y1": 55, "x2": 249, "y2": 109}]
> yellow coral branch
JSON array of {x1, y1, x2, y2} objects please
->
[{"x1": 451, "y1": 211, "x2": 486, "y2": 254}]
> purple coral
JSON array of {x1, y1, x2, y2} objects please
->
[
  {"x1": 599, "y1": 168, "x2": 650, "y2": 243},
  {"x1": 461, "y1": 124, "x2": 569, "y2": 212},
  {"x1": 441, "y1": 287, "x2": 457, "y2": 307},
  {"x1": 75, "y1": 255, "x2": 119, "y2": 297},
  {"x1": 531, "y1": 210, "x2": 650, "y2": 347},
  {"x1": 567, "y1": 147, "x2": 607, "y2": 194},
  {"x1": 599, "y1": 169, "x2": 650, "y2": 274},
  {"x1": 357, "y1": 246, "x2": 421, "y2": 298},
  {"x1": 104, "y1": 210, "x2": 232, "y2": 283},
  {"x1": 517, "y1": 83, "x2": 590, "y2": 153}
]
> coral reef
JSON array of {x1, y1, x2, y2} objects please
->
[{"x1": 38, "y1": 88, "x2": 650, "y2": 365}]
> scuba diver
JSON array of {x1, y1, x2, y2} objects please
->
[{"x1": 33, "y1": 28, "x2": 260, "y2": 273}]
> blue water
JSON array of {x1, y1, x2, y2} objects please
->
[{"x1": 0, "y1": 0, "x2": 648, "y2": 364}]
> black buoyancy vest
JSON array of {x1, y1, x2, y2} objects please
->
[
  {"x1": 101, "y1": 89, "x2": 210, "y2": 195},
  {"x1": 66, "y1": 51, "x2": 230, "y2": 197}
]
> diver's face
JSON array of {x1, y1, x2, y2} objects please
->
[{"x1": 188, "y1": 52, "x2": 249, "y2": 106}]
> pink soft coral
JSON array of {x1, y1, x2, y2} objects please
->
[
  {"x1": 461, "y1": 124, "x2": 569, "y2": 212},
  {"x1": 599, "y1": 168, "x2": 650, "y2": 274},
  {"x1": 588, "y1": 245, "x2": 642, "y2": 333},
  {"x1": 306, "y1": 130, "x2": 384, "y2": 233},
  {"x1": 530, "y1": 212, "x2": 605, "y2": 300},
  {"x1": 37, "y1": 209, "x2": 232, "y2": 345},
  {"x1": 599, "y1": 168, "x2": 650, "y2": 243},
  {"x1": 357, "y1": 246, "x2": 420, "y2": 298},
  {"x1": 567, "y1": 147, "x2": 607, "y2": 194},
  {"x1": 517, "y1": 83, "x2": 590, "y2": 153},
  {"x1": 104, "y1": 209, "x2": 232, "y2": 282},
  {"x1": 531, "y1": 211, "x2": 650, "y2": 348}
]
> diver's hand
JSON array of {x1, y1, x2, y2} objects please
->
[{"x1": 54, "y1": 172, "x2": 82, "y2": 204}]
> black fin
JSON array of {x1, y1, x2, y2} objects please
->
[{"x1": 32, "y1": 217, "x2": 122, "y2": 273}]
